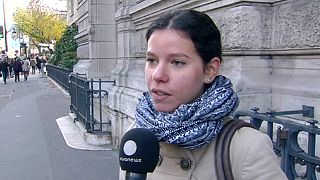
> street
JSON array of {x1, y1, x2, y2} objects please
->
[{"x1": 0, "y1": 74, "x2": 119, "y2": 180}]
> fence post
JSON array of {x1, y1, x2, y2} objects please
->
[
  {"x1": 307, "y1": 120, "x2": 318, "y2": 179},
  {"x1": 85, "y1": 79, "x2": 91, "y2": 131},
  {"x1": 99, "y1": 79, "x2": 102, "y2": 132}
]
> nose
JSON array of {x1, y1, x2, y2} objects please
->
[{"x1": 152, "y1": 63, "x2": 169, "y2": 82}]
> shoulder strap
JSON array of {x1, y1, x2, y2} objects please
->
[{"x1": 215, "y1": 119, "x2": 255, "y2": 180}]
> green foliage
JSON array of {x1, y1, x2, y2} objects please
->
[
  {"x1": 50, "y1": 24, "x2": 78, "y2": 69},
  {"x1": 0, "y1": 26, "x2": 3, "y2": 38},
  {"x1": 13, "y1": 4, "x2": 67, "y2": 47}
]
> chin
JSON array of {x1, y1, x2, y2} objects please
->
[{"x1": 155, "y1": 105, "x2": 176, "y2": 113}]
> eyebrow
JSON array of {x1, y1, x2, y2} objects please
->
[
  {"x1": 146, "y1": 51, "x2": 155, "y2": 57},
  {"x1": 146, "y1": 51, "x2": 191, "y2": 59}
]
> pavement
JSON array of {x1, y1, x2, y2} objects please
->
[
  {"x1": 0, "y1": 72, "x2": 119, "y2": 180},
  {"x1": 56, "y1": 115, "x2": 113, "y2": 151}
]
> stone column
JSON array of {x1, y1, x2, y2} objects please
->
[{"x1": 73, "y1": 0, "x2": 117, "y2": 80}]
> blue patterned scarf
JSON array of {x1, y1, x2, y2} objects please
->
[{"x1": 135, "y1": 75, "x2": 239, "y2": 149}]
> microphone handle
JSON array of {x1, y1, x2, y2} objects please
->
[{"x1": 125, "y1": 172, "x2": 147, "y2": 180}]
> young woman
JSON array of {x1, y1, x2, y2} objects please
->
[{"x1": 120, "y1": 9, "x2": 287, "y2": 180}]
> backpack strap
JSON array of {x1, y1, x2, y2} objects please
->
[{"x1": 215, "y1": 119, "x2": 255, "y2": 180}]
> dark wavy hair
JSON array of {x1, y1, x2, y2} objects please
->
[{"x1": 146, "y1": 9, "x2": 222, "y2": 64}]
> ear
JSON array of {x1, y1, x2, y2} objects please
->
[{"x1": 203, "y1": 57, "x2": 221, "y2": 84}]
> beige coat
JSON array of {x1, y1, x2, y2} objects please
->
[
  {"x1": 120, "y1": 126, "x2": 288, "y2": 180},
  {"x1": 22, "y1": 60, "x2": 30, "y2": 72}
]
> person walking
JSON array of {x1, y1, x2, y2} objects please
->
[
  {"x1": 22, "y1": 58, "x2": 30, "y2": 81},
  {"x1": 36, "y1": 56, "x2": 42, "y2": 74},
  {"x1": 30, "y1": 57, "x2": 37, "y2": 75},
  {"x1": 8, "y1": 58, "x2": 14, "y2": 78},
  {"x1": 13, "y1": 57, "x2": 23, "y2": 82},
  {"x1": 0, "y1": 58, "x2": 10, "y2": 84}
]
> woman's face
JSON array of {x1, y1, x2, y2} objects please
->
[{"x1": 146, "y1": 29, "x2": 213, "y2": 112}]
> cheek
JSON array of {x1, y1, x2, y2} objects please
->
[
  {"x1": 174, "y1": 72, "x2": 204, "y2": 100},
  {"x1": 145, "y1": 69, "x2": 152, "y2": 89}
]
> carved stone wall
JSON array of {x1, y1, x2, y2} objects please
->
[
  {"x1": 68, "y1": 0, "x2": 320, "y2": 148},
  {"x1": 70, "y1": 0, "x2": 117, "y2": 78},
  {"x1": 273, "y1": 1, "x2": 320, "y2": 49}
]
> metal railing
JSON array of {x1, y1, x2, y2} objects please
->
[
  {"x1": 233, "y1": 105, "x2": 320, "y2": 180},
  {"x1": 69, "y1": 73, "x2": 115, "y2": 134},
  {"x1": 46, "y1": 64, "x2": 72, "y2": 92}
]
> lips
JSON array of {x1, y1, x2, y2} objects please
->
[{"x1": 151, "y1": 88, "x2": 171, "y2": 101}]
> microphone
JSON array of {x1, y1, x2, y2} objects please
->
[{"x1": 119, "y1": 128, "x2": 160, "y2": 180}]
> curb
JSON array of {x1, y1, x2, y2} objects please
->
[
  {"x1": 68, "y1": 113, "x2": 112, "y2": 146},
  {"x1": 49, "y1": 75, "x2": 112, "y2": 148},
  {"x1": 47, "y1": 76, "x2": 71, "y2": 99}
]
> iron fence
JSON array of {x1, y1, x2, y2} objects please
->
[
  {"x1": 69, "y1": 73, "x2": 115, "y2": 134},
  {"x1": 233, "y1": 105, "x2": 320, "y2": 180},
  {"x1": 46, "y1": 64, "x2": 72, "y2": 92}
]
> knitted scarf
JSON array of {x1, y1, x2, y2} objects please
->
[{"x1": 135, "y1": 75, "x2": 239, "y2": 149}]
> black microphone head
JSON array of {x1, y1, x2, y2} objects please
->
[{"x1": 119, "y1": 128, "x2": 159, "y2": 174}]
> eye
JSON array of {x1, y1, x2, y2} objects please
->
[
  {"x1": 171, "y1": 60, "x2": 186, "y2": 66},
  {"x1": 146, "y1": 58, "x2": 158, "y2": 68},
  {"x1": 146, "y1": 58, "x2": 156, "y2": 64}
]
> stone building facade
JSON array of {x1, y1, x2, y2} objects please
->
[{"x1": 66, "y1": 0, "x2": 320, "y2": 148}]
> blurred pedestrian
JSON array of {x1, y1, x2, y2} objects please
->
[
  {"x1": 36, "y1": 56, "x2": 42, "y2": 74},
  {"x1": 22, "y1": 58, "x2": 30, "y2": 81},
  {"x1": 8, "y1": 58, "x2": 14, "y2": 78},
  {"x1": 0, "y1": 58, "x2": 9, "y2": 84},
  {"x1": 13, "y1": 57, "x2": 23, "y2": 82},
  {"x1": 30, "y1": 58, "x2": 37, "y2": 74}
]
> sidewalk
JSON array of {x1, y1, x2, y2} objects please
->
[
  {"x1": 48, "y1": 75, "x2": 113, "y2": 150},
  {"x1": 0, "y1": 73, "x2": 119, "y2": 180},
  {"x1": 56, "y1": 115, "x2": 113, "y2": 150}
]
